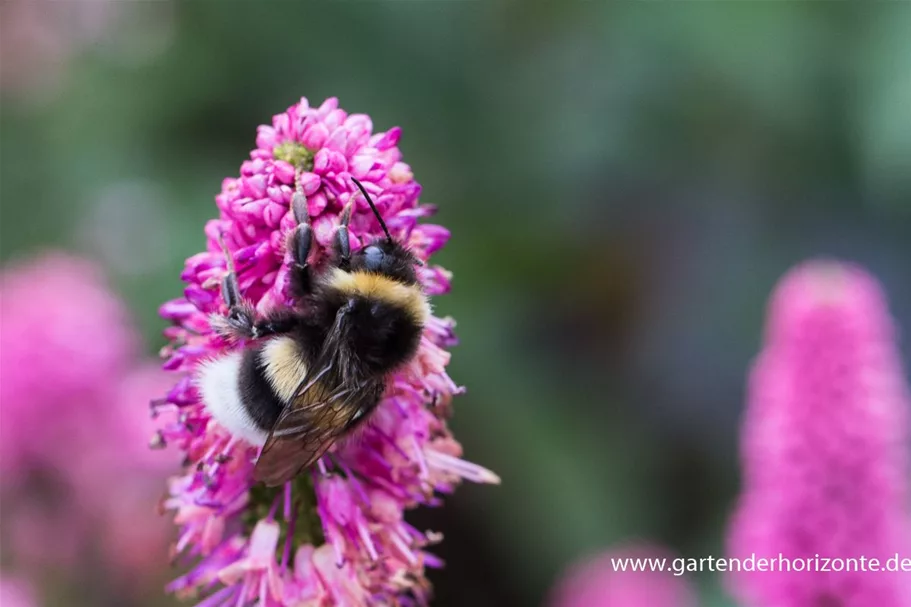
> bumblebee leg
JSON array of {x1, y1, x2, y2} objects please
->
[
  {"x1": 334, "y1": 203, "x2": 353, "y2": 272},
  {"x1": 251, "y1": 310, "x2": 297, "y2": 337},
  {"x1": 288, "y1": 190, "x2": 314, "y2": 299},
  {"x1": 211, "y1": 234, "x2": 295, "y2": 341},
  {"x1": 210, "y1": 307, "x2": 297, "y2": 342},
  {"x1": 209, "y1": 233, "x2": 259, "y2": 340},
  {"x1": 215, "y1": 232, "x2": 246, "y2": 313}
]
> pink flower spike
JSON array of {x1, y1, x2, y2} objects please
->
[
  {"x1": 156, "y1": 97, "x2": 497, "y2": 605},
  {"x1": 726, "y1": 260, "x2": 911, "y2": 607}
]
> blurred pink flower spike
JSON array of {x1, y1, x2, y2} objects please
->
[
  {"x1": 0, "y1": 253, "x2": 136, "y2": 485},
  {"x1": 157, "y1": 96, "x2": 499, "y2": 606},
  {"x1": 0, "y1": 575, "x2": 37, "y2": 607},
  {"x1": 726, "y1": 260, "x2": 911, "y2": 607},
  {"x1": 548, "y1": 543, "x2": 697, "y2": 607},
  {"x1": 0, "y1": 253, "x2": 178, "y2": 591}
]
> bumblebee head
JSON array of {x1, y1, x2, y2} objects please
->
[
  {"x1": 351, "y1": 239, "x2": 419, "y2": 285},
  {"x1": 349, "y1": 178, "x2": 421, "y2": 285}
]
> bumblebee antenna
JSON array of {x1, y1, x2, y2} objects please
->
[{"x1": 350, "y1": 178, "x2": 392, "y2": 242}]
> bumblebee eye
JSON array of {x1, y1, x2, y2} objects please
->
[{"x1": 363, "y1": 245, "x2": 385, "y2": 271}]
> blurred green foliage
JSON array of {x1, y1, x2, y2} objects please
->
[{"x1": 2, "y1": 2, "x2": 910, "y2": 606}]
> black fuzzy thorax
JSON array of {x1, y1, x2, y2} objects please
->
[
  {"x1": 340, "y1": 296, "x2": 422, "y2": 375},
  {"x1": 238, "y1": 274, "x2": 422, "y2": 428},
  {"x1": 308, "y1": 280, "x2": 423, "y2": 378}
]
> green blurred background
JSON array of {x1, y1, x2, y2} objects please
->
[{"x1": 2, "y1": 2, "x2": 911, "y2": 606}]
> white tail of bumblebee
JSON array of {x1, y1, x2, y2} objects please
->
[{"x1": 196, "y1": 352, "x2": 268, "y2": 447}]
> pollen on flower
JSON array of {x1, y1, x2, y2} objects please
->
[
  {"x1": 156, "y1": 96, "x2": 498, "y2": 606},
  {"x1": 272, "y1": 141, "x2": 314, "y2": 172}
]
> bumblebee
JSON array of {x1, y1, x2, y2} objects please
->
[{"x1": 197, "y1": 179, "x2": 429, "y2": 486}]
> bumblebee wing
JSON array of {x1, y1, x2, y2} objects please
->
[
  {"x1": 253, "y1": 417, "x2": 340, "y2": 487},
  {"x1": 253, "y1": 379, "x2": 377, "y2": 486}
]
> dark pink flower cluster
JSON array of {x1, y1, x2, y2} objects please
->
[{"x1": 156, "y1": 97, "x2": 498, "y2": 606}]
